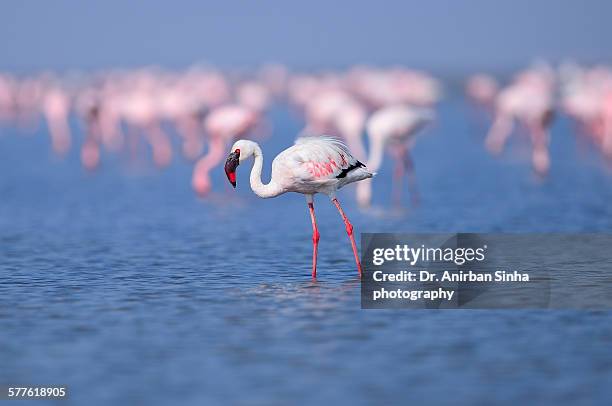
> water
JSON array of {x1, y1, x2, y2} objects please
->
[{"x1": 1, "y1": 99, "x2": 611, "y2": 405}]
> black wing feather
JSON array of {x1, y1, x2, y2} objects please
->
[{"x1": 335, "y1": 160, "x2": 366, "y2": 179}]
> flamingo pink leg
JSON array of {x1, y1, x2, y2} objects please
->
[
  {"x1": 332, "y1": 198, "x2": 362, "y2": 277},
  {"x1": 192, "y1": 135, "x2": 225, "y2": 196},
  {"x1": 146, "y1": 123, "x2": 173, "y2": 167},
  {"x1": 485, "y1": 114, "x2": 513, "y2": 154},
  {"x1": 529, "y1": 122, "x2": 550, "y2": 175},
  {"x1": 307, "y1": 202, "x2": 320, "y2": 279},
  {"x1": 392, "y1": 145, "x2": 419, "y2": 206}
]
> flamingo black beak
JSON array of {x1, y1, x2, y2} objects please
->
[{"x1": 224, "y1": 149, "x2": 240, "y2": 188}]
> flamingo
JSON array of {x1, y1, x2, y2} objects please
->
[
  {"x1": 484, "y1": 70, "x2": 555, "y2": 175},
  {"x1": 120, "y1": 84, "x2": 173, "y2": 168},
  {"x1": 347, "y1": 67, "x2": 441, "y2": 109},
  {"x1": 42, "y1": 86, "x2": 72, "y2": 156},
  {"x1": 223, "y1": 136, "x2": 373, "y2": 278},
  {"x1": 357, "y1": 105, "x2": 434, "y2": 208},
  {"x1": 157, "y1": 80, "x2": 206, "y2": 161},
  {"x1": 560, "y1": 64, "x2": 612, "y2": 159},
  {"x1": 192, "y1": 104, "x2": 259, "y2": 196}
]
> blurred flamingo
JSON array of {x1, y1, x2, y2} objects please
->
[
  {"x1": 485, "y1": 66, "x2": 555, "y2": 175},
  {"x1": 192, "y1": 104, "x2": 259, "y2": 196},
  {"x1": 357, "y1": 105, "x2": 434, "y2": 208}
]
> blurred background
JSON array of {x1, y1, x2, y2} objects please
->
[{"x1": 1, "y1": 1, "x2": 612, "y2": 405}]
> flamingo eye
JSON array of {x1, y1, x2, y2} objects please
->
[{"x1": 235, "y1": 149, "x2": 240, "y2": 156}]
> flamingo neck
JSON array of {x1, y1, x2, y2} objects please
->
[
  {"x1": 192, "y1": 136, "x2": 225, "y2": 188},
  {"x1": 367, "y1": 134, "x2": 385, "y2": 172},
  {"x1": 249, "y1": 144, "x2": 284, "y2": 199},
  {"x1": 197, "y1": 136, "x2": 225, "y2": 171}
]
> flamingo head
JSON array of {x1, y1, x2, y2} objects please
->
[
  {"x1": 224, "y1": 140, "x2": 258, "y2": 188},
  {"x1": 224, "y1": 149, "x2": 240, "y2": 188}
]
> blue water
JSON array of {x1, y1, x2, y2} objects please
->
[{"x1": 1, "y1": 99, "x2": 612, "y2": 405}]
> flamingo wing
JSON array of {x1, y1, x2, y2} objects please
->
[{"x1": 282, "y1": 136, "x2": 372, "y2": 188}]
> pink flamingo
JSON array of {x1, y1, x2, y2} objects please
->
[
  {"x1": 15, "y1": 77, "x2": 43, "y2": 131},
  {"x1": 347, "y1": 67, "x2": 441, "y2": 109},
  {"x1": 157, "y1": 81, "x2": 204, "y2": 161},
  {"x1": 120, "y1": 83, "x2": 173, "y2": 168},
  {"x1": 42, "y1": 86, "x2": 72, "y2": 156},
  {"x1": 223, "y1": 136, "x2": 373, "y2": 278},
  {"x1": 485, "y1": 68, "x2": 555, "y2": 175},
  {"x1": 81, "y1": 113, "x2": 101, "y2": 171},
  {"x1": 96, "y1": 83, "x2": 125, "y2": 152},
  {"x1": 357, "y1": 105, "x2": 434, "y2": 207},
  {"x1": 560, "y1": 64, "x2": 612, "y2": 158},
  {"x1": 191, "y1": 104, "x2": 258, "y2": 196}
]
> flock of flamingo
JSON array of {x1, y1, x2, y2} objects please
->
[
  {"x1": 1, "y1": 62, "x2": 611, "y2": 277},
  {"x1": 466, "y1": 62, "x2": 612, "y2": 175},
  {"x1": 0, "y1": 65, "x2": 442, "y2": 207}
]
